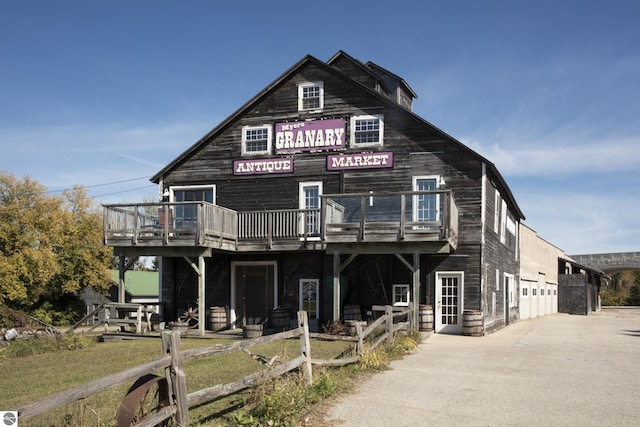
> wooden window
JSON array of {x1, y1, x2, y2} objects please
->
[
  {"x1": 393, "y1": 284, "x2": 410, "y2": 306},
  {"x1": 351, "y1": 114, "x2": 384, "y2": 146},
  {"x1": 298, "y1": 82, "x2": 323, "y2": 111},
  {"x1": 242, "y1": 125, "x2": 271, "y2": 155}
]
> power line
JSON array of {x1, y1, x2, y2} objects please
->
[
  {"x1": 91, "y1": 184, "x2": 157, "y2": 199},
  {"x1": 46, "y1": 175, "x2": 152, "y2": 194}
]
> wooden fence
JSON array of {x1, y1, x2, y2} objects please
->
[{"x1": 14, "y1": 306, "x2": 412, "y2": 426}]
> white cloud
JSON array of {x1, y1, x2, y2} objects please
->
[{"x1": 461, "y1": 134, "x2": 640, "y2": 177}]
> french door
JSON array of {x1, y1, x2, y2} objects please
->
[
  {"x1": 435, "y1": 272, "x2": 464, "y2": 333},
  {"x1": 299, "y1": 182, "x2": 322, "y2": 236}
]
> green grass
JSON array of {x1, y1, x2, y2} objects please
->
[{"x1": 0, "y1": 334, "x2": 356, "y2": 426}]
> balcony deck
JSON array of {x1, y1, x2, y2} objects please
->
[{"x1": 103, "y1": 191, "x2": 458, "y2": 254}]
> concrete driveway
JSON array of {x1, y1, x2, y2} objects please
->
[{"x1": 325, "y1": 308, "x2": 640, "y2": 426}]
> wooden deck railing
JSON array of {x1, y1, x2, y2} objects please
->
[
  {"x1": 103, "y1": 202, "x2": 238, "y2": 248},
  {"x1": 321, "y1": 190, "x2": 458, "y2": 246},
  {"x1": 103, "y1": 191, "x2": 458, "y2": 251},
  {"x1": 14, "y1": 307, "x2": 413, "y2": 425}
]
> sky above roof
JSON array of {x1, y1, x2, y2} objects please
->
[{"x1": 1, "y1": 0, "x2": 639, "y2": 255}]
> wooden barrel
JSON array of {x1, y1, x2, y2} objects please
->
[
  {"x1": 209, "y1": 306, "x2": 227, "y2": 331},
  {"x1": 272, "y1": 308, "x2": 289, "y2": 329},
  {"x1": 343, "y1": 304, "x2": 362, "y2": 321},
  {"x1": 419, "y1": 305, "x2": 434, "y2": 331},
  {"x1": 462, "y1": 310, "x2": 484, "y2": 336},
  {"x1": 243, "y1": 324, "x2": 263, "y2": 338}
]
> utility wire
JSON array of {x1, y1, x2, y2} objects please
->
[{"x1": 46, "y1": 175, "x2": 152, "y2": 194}]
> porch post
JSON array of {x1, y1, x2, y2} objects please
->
[
  {"x1": 183, "y1": 255, "x2": 207, "y2": 336},
  {"x1": 198, "y1": 254, "x2": 206, "y2": 336},
  {"x1": 118, "y1": 255, "x2": 126, "y2": 304},
  {"x1": 412, "y1": 252, "x2": 420, "y2": 330},
  {"x1": 118, "y1": 255, "x2": 138, "y2": 304},
  {"x1": 333, "y1": 252, "x2": 340, "y2": 321}
]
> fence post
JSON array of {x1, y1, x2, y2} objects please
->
[
  {"x1": 297, "y1": 310, "x2": 313, "y2": 385},
  {"x1": 385, "y1": 305, "x2": 394, "y2": 345},
  {"x1": 355, "y1": 324, "x2": 363, "y2": 356},
  {"x1": 162, "y1": 330, "x2": 189, "y2": 426}
]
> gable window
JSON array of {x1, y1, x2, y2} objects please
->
[
  {"x1": 393, "y1": 284, "x2": 410, "y2": 306},
  {"x1": 298, "y1": 82, "x2": 324, "y2": 111},
  {"x1": 242, "y1": 125, "x2": 272, "y2": 155},
  {"x1": 351, "y1": 114, "x2": 384, "y2": 146}
]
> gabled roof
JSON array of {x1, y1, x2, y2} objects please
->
[
  {"x1": 326, "y1": 50, "x2": 393, "y2": 94},
  {"x1": 150, "y1": 51, "x2": 524, "y2": 220},
  {"x1": 365, "y1": 60, "x2": 418, "y2": 99}
]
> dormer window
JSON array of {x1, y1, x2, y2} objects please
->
[
  {"x1": 298, "y1": 82, "x2": 324, "y2": 111},
  {"x1": 242, "y1": 125, "x2": 272, "y2": 155},
  {"x1": 351, "y1": 114, "x2": 384, "y2": 146}
]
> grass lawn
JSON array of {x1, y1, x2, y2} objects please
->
[{"x1": 0, "y1": 333, "x2": 355, "y2": 426}]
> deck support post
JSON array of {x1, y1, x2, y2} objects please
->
[
  {"x1": 333, "y1": 253, "x2": 340, "y2": 321},
  {"x1": 184, "y1": 254, "x2": 207, "y2": 336},
  {"x1": 117, "y1": 254, "x2": 139, "y2": 304},
  {"x1": 332, "y1": 253, "x2": 359, "y2": 321},
  {"x1": 394, "y1": 252, "x2": 421, "y2": 331}
]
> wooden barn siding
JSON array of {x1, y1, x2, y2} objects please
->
[
  {"x1": 482, "y1": 183, "x2": 520, "y2": 333},
  {"x1": 328, "y1": 56, "x2": 384, "y2": 96},
  {"x1": 160, "y1": 255, "x2": 230, "y2": 323}
]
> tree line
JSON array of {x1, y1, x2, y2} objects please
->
[
  {"x1": 601, "y1": 271, "x2": 640, "y2": 306},
  {"x1": 1, "y1": 171, "x2": 114, "y2": 325}
]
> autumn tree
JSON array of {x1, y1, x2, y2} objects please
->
[{"x1": 0, "y1": 171, "x2": 112, "y2": 323}]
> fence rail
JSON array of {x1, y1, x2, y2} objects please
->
[{"x1": 14, "y1": 307, "x2": 412, "y2": 425}]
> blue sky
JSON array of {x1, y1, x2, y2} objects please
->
[{"x1": 1, "y1": 0, "x2": 639, "y2": 255}]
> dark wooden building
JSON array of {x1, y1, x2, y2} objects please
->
[{"x1": 104, "y1": 51, "x2": 524, "y2": 335}]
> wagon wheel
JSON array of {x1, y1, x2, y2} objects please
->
[
  {"x1": 116, "y1": 374, "x2": 173, "y2": 426},
  {"x1": 177, "y1": 305, "x2": 199, "y2": 329}
]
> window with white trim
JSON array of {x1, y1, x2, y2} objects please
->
[
  {"x1": 393, "y1": 284, "x2": 410, "y2": 306},
  {"x1": 242, "y1": 125, "x2": 272, "y2": 155},
  {"x1": 351, "y1": 114, "x2": 384, "y2": 146},
  {"x1": 412, "y1": 175, "x2": 440, "y2": 229},
  {"x1": 299, "y1": 279, "x2": 319, "y2": 319},
  {"x1": 298, "y1": 82, "x2": 324, "y2": 111},
  {"x1": 532, "y1": 288, "x2": 537, "y2": 296},
  {"x1": 494, "y1": 190, "x2": 501, "y2": 234},
  {"x1": 500, "y1": 199, "x2": 507, "y2": 244},
  {"x1": 522, "y1": 287, "x2": 528, "y2": 296}
]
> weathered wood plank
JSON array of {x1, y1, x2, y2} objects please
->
[
  {"x1": 186, "y1": 355, "x2": 307, "y2": 407},
  {"x1": 16, "y1": 356, "x2": 171, "y2": 419}
]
